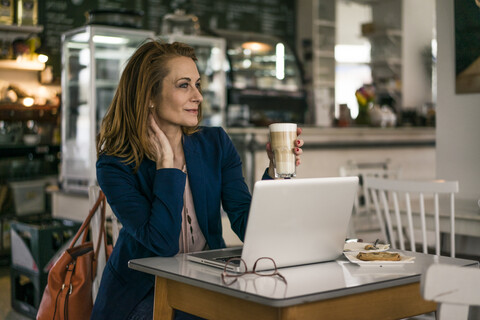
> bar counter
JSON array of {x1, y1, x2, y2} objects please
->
[
  {"x1": 227, "y1": 126, "x2": 435, "y2": 148},
  {"x1": 52, "y1": 127, "x2": 436, "y2": 222},
  {"x1": 226, "y1": 126, "x2": 435, "y2": 190}
]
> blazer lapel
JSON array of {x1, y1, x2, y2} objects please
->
[{"x1": 183, "y1": 134, "x2": 209, "y2": 236}]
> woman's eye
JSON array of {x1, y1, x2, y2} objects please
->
[
  {"x1": 195, "y1": 83, "x2": 201, "y2": 90},
  {"x1": 179, "y1": 83, "x2": 188, "y2": 88}
]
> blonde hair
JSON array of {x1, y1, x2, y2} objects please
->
[{"x1": 96, "y1": 40, "x2": 202, "y2": 172}]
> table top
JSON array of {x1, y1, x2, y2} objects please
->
[{"x1": 129, "y1": 250, "x2": 478, "y2": 308}]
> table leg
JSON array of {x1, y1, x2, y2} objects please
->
[{"x1": 153, "y1": 277, "x2": 174, "y2": 320}]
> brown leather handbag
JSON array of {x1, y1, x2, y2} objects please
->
[{"x1": 37, "y1": 190, "x2": 109, "y2": 320}]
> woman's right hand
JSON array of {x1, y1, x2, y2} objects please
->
[{"x1": 148, "y1": 114, "x2": 174, "y2": 169}]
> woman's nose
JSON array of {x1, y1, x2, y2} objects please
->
[{"x1": 192, "y1": 87, "x2": 203, "y2": 103}]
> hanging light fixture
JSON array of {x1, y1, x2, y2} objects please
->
[{"x1": 241, "y1": 41, "x2": 272, "y2": 53}]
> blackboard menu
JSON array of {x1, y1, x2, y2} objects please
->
[
  {"x1": 191, "y1": 0, "x2": 295, "y2": 43},
  {"x1": 37, "y1": 0, "x2": 295, "y2": 76}
]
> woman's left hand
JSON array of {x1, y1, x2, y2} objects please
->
[{"x1": 266, "y1": 127, "x2": 304, "y2": 177}]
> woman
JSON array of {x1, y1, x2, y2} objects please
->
[{"x1": 92, "y1": 40, "x2": 303, "y2": 319}]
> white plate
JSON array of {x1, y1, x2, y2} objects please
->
[
  {"x1": 343, "y1": 242, "x2": 390, "y2": 253},
  {"x1": 343, "y1": 251, "x2": 415, "y2": 267}
]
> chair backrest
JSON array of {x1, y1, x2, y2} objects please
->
[
  {"x1": 421, "y1": 264, "x2": 480, "y2": 320},
  {"x1": 339, "y1": 160, "x2": 401, "y2": 216},
  {"x1": 364, "y1": 177, "x2": 458, "y2": 257},
  {"x1": 88, "y1": 185, "x2": 122, "y2": 302}
]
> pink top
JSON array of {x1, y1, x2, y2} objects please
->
[{"x1": 178, "y1": 165, "x2": 206, "y2": 253}]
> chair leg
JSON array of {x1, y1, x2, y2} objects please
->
[
  {"x1": 439, "y1": 232, "x2": 452, "y2": 256},
  {"x1": 439, "y1": 232, "x2": 445, "y2": 255}
]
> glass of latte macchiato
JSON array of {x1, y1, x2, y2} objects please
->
[{"x1": 269, "y1": 123, "x2": 297, "y2": 178}]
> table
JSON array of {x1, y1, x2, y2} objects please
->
[{"x1": 129, "y1": 251, "x2": 478, "y2": 320}]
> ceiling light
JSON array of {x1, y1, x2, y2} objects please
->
[
  {"x1": 241, "y1": 41, "x2": 272, "y2": 52},
  {"x1": 23, "y1": 97, "x2": 34, "y2": 107}
]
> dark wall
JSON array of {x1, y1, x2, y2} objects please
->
[{"x1": 37, "y1": 0, "x2": 296, "y2": 77}]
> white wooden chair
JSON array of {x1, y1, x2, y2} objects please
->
[
  {"x1": 364, "y1": 177, "x2": 459, "y2": 257},
  {"x1": 339, "y1": 161, "x2": 402, "y2": 216},
  {"x1": 88, "y1": 185, "x2": 122, "y2": 302},
  {"x1": 421, "y1": 264, "x2": 480, "y2": 320},
  {"x1": 339, "y1": 160, "x2": 401, "y2": 238}
]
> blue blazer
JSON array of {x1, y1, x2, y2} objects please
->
[{"x1": 91, "y1": 127, "x2": 270, "y2": 319}]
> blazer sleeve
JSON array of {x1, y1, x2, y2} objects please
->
[
  {"x1": 262, "y1": 168, "x2": 274, "y2": 180},
  {"x1": 97, "y1": 155, "x2": 186, "y2": 256},
  {"x1": 217, "y1": 128, "x2": 252, "y2": 241}
]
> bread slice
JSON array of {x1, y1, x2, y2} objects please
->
[{"x1": 356, "y1": 251, "x2": 401, "y2": 261}]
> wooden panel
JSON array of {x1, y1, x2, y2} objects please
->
[
  {"x1": 165, "y1": 279, "x2": 278, "y2": 320},
  {"x1": 154, "y1": 277, "x2": 436, "y2": 320},
  {"x1": 278, "y1": 282, "x2": 436, "y2": 320}
]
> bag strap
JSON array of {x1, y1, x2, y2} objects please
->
[
  {"x1": 94, "y1": 199, "x2": 107, "y2": 257},
  {"x1": 92, "y1": 198, "x2": 107, "y2": 278},
  {"x1": 69, "y1": 190, "x2": 106, "y2": 249}
]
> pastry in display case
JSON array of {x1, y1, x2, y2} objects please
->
[
  {"x1": 61, "y1": 25, "x2": 154, "y2": 193},
  {"x1": 212, "y1": 29, "x2": 307, "y2": 127}
]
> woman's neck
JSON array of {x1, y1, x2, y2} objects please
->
[
  {"x1": 157, "y1": 121, "x2": 182, "y2": 149},
  {"x1": 159, "y1": 123, "x2": 185, "y2": 169}
]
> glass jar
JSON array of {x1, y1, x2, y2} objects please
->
[
  {"x1": 17, "y1": 0, "x2": 38, "y2": 26},
  {"x1": 161, "y1": 9, "x2": 200, "y2": 35},
  {"x1": 0, "y1": 0, "x2": 14, "y2": 25}
]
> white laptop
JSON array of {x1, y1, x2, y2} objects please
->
[{"x1": 187, "y1": 176, "x2": 359, "y2": 271}]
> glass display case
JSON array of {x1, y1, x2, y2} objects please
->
[
  {"x1": 212, "y1": 29, "x2": 307, "y2": 127},
  {"x1": 61, "y1": 25, "x2": 154, "y2": 193},
  {"x1": 160, "y1": 34, "x2": 226, "y2": 127}
]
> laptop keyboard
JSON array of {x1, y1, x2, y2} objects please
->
[{"x1": 213, "y1": 256, "x2": 242, "y2": 265}]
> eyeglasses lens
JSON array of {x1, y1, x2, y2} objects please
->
[
  {"x1": 225, "y1": 258, "x2": 247, "y2": 276},
  {"x1": 253, "y1": 257, "x2": 277, "y2": 276}
]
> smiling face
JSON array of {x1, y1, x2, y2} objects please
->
[{"x1": 153, "y1": 56, "x2": 203, "y2": 131}]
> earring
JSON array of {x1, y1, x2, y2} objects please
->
[{"x1": 149, "y1": 105, "x2": 154, "y2": 109}]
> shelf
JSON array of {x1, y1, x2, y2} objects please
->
[
  {"x1": 376, "y1": 87, "x2": 401, "y2": 97},
  {"x1": 363, "y1": 29, "x2": 402, "y2": 38},
  {"x1": 314, "y1": 50, "x2": 335, "y2": 58},
  {"x1": 311, "y1": 0, "x2": 336, "y2": 127},
  {"x1": 95, "y1": 80, "x2": 120, "y2": 87},
  {"x1": 0, "y1": 103, "x2": 59, "y2": 111},
  {"x1": 230, "y1": 88, "x2": 304, "y2": 98},
  {"x1": 0, "y1": 25, "x2": 43, "y2": 34},
  {"x1": 364, "y1": 29, "x2": 402, "y2": 47},
  {"x1": 0, "y1": 144, "x2": 60, "y2": 154},
  {"x1": 313, "y1": 80, "x2": 335, "y2": 88},
  {"x1": 0, "y1": 25, "x2": 44, "y2": 42},
  {"x1": 0, "y1": 103, "x2": 60, "y2": 122},
  {"x1": 0, "y1": 59, "x2": 45, "y2": 71},
  {"x1": 346, "y1": 0, "x2": 380, "y2": 5},
  {"x1": 314, "y1": 20, "x2": 335, "y2": 28},
  {"x1": 370, "y1": 57, "x2": 402, "y2": 66}
]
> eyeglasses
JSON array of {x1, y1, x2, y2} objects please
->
[{"x1": 221, "y1": 257, "x2": 287, "y2": 286}]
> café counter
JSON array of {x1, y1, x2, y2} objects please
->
[
  {"x1": 52, "y1": 126, "x2": 435, "y2": 223},
  {"x1": 226, "y1": 126, "x2": 435, "y2": 190}
]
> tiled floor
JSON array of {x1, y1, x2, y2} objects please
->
[{"x1": 0, "y1": 265, "x2": 32, "y2": 320}]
